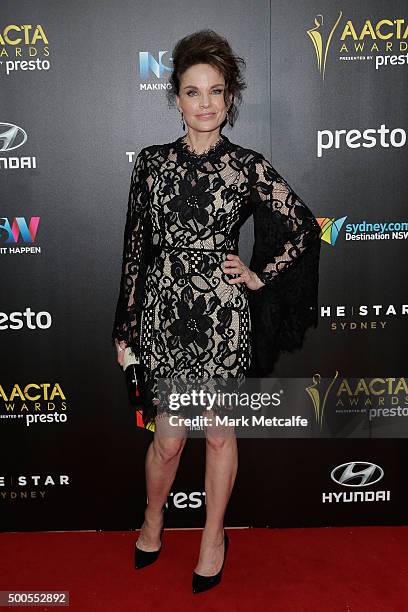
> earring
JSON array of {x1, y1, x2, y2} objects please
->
[{"x1": 180, "y1": 111, "x2": 185, "y2": 131}]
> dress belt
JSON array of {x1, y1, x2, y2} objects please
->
[{"x1": 151, "y1": 244, "x2": 238, "y2": 255}]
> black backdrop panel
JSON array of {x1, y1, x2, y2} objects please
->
[{"x1": 1, "y1": 0, "x2": 407, "y2": 530}]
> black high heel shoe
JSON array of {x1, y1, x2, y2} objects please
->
[
  {"x1": 192, "y1": 530, "x2": 229, "y2": 594},
  {"x1": 134, "y1": 510, "x2": 165, "y2": 570}
]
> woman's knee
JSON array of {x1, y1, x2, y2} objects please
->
[
  {"x1": 153, "y1": 436, "x2": 186, "y2": 463},
  {"x1": 205, "y1": 432, "x2": 235, "y2": 452}
]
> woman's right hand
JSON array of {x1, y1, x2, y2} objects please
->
[{"x1": 115, "y1": 339, "x2": 127, "y2": 367}]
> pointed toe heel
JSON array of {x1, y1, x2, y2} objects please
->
[
  {"x1": 134, "y1": 508, "x2": 166, "y2": 569},
  {"x1": 134, "y1": 543, "x2": 162, "y2": 569},
  {"x1": 192, "y1": 531, "x2": 229, "y2": 594}
]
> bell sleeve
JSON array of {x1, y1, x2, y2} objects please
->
[
  {"x1": 111, "y1": 148, "x2": 151, "y2": 363},
  {"x1": 246, "y1": 154, "x2": 321, "y2": 377}
]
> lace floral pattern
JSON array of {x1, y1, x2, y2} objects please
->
[
  {"x1": 112, "y1": 134, "x2": 321, "y2": 423},
  {"x1": 248, "y1": 156, "x2": 321, "y2": 285}
]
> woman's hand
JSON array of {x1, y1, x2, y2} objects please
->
[
  {"x1": 115, "y1": 339, "x2": 127, "y2": 367},
  {"x1": 222, "y1": 254, "x2": 265, "y2": 291}
]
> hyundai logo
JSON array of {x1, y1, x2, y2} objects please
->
[
  {"x1": 0, "y1": 123, "x2": 27, "y2": 152},
  {"x1": 330, "y1": 462, "x2": 384, "y2": 487}
]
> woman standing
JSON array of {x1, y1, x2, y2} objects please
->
[{"x1": 112, "y1": 30, "x2": 321, "y2": 593}]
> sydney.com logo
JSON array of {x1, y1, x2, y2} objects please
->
[
  {"x1": 307, "y1": 12, "x2": 408, "y2": 79},
  {"x1": 317, "y1": 216, "x2": 408, "y2": 245}
]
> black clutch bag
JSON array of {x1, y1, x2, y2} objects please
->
[{"x1": 124, "y1": 362, "x2": 145, "y2": 409}]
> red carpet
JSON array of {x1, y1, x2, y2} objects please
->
[{"x1": 1, "y1": 526, "x2": 408, "y2": 611}]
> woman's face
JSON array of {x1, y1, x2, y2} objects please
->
[{"x1": 176, "y1": 63, "x2": 232, "y2": 134}]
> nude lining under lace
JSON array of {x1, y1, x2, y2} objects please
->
[{"x1": 179, "y1": 134, "x2": 226, "y2": 157}]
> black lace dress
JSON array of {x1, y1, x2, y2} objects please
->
[{"x1": 112, "y1": 133, "x2": 321, "y2": 425}]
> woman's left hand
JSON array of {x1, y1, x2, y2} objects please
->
[{"x1": 222, "y1": 254, "x2": 265, "y2": 291}]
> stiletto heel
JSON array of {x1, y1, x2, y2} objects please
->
[
  {"x1": 134, "y1": 541, "x2": 161, "y2": 569},
  {"x1": 134, "y1": 508, "x2": 166, "y2": 569},
  {"x1": 192, "y1": 530, "x2": 229, "y2": 594}
]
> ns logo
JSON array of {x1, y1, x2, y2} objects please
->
[{"x1": 139, "y1": 51, "x2": 172, "y2": 80}]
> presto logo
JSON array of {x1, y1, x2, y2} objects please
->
[
  {"x1": 0, "y1": 308, "x2": 52, "y2": 330},
  {"x1": 317, "y1": 124, "x2": 406, "y2": 157},
  {"x1": 164, "y1": 490, "x2": 206, "y2": 510}
]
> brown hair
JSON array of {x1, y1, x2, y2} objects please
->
[{"x1": 166, "y1": 30, "x2": 247, "y2": 128}]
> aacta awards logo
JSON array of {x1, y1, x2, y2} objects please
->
[
  {"x1": 306, "y1": 371, "x2": 340, "y2": 430},
  {"x1": 307, "y1": 12, "x2": 343, "y2": 80},
  {"x1": 307, "y1": 12, "x2": 408, "y2": 79},
  {"x1": 0, "y1": 382, "x2": 68, "y2": 427},
  {"x1": 0, "y1": 24, "x2": 50, "y2": 75},
  {"x1": 306, "y1": 373, "x2": 408, "y2": 430}
]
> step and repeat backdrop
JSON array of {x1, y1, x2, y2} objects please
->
[{"x1": 1, "y1": 0, "x2": 407, "y2": 531}]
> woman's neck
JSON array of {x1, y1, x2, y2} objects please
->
[{"x1": 184, "y1": 130, "x2": 222, "y2": 155}]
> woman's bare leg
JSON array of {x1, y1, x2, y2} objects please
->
[
  {"x1": 194, "y1": 413, "x2": 237, "y2": 574},
  {"x1": 137, "y1": 414, "x2": 187, "y2": 551}
]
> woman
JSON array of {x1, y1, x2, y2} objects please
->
[{"x1": 112, "y1": 30, "x2": 321, "y2": 593}]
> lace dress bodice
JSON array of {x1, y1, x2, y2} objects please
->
[{"x1": 112, "y1": 132, "x2": 321, "y2": 387}]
